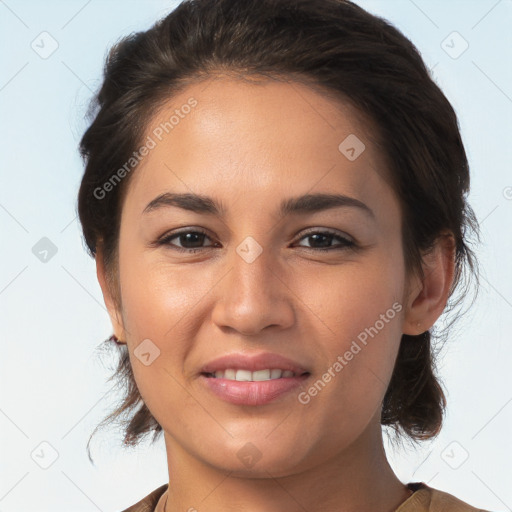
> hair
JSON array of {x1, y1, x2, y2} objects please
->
[{"x1": 77, "y1": 0, "x2": 480, "y2": 461}]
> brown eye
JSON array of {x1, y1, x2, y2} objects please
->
[
  {"x1": 157, "y1": 229, "x2": 217, "y2": 252},
  {"x1": 295, "y1": 230, "x2": 355, "y2": 251}
]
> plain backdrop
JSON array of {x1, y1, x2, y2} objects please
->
[{"x1": 0, "y1": 1, "x2": 511, "y2": 511}]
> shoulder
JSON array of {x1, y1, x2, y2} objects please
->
[
  {"x1": 397, "y1": 482, "x2": 493, "y2": 512},
  {"x1": 119, "y1": 483, "x2": 168, "y2": 512}
]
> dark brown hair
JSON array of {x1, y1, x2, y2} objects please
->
[{"x1": 78, "y1": 0, "x2": 480, "y2": 461}]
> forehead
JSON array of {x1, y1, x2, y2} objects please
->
[{"x1": 125, "y1": 76, "x2": 397, "y2": 219}]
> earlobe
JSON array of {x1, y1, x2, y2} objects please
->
[
  {"x1": 402, "y1": 232, "x2": 456, "y2": 336},
  {"x1": 95, "y1": 245, "x2": 125, "y2": 340}
]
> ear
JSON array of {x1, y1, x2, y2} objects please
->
[
  {"x1": 96, "y1": 245, "x2": 126, "y2": 340},
  {"x1": 402, "y1": 231, "x2": 456, "y2": 335}
]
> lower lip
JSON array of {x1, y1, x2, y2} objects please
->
[{"x1": 200, "y1": 373, "x2": 310, "y2": 405}]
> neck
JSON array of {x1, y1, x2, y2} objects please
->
[{"x1": 158, "y1": 419, "x2": 410, "y2": 512}]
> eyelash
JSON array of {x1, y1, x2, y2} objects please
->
[{"x1": 155, "y1": 228, "x2": 356, "y2": 253}]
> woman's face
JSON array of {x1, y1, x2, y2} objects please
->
[{"x1": 104, "y1": 76, "x2": 420, "y2": 476}]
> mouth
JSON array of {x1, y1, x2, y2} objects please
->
[
  {"x1": 202, "y1": 368, "x2": 309, "y2": 381},
  {"x1": 199, "y1": 368, "x2": 311, "y2": 406},
  {"x1": 199, "y1": 352, "x2": 311, "y2": 405}
]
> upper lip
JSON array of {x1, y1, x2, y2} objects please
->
[{"x1": 200, "y1": 352, "x2": 310, "y2": 375}]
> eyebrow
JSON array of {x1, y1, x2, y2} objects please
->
[{"x1": 143, "y1": 192, "x2": 375, "y2": 219}]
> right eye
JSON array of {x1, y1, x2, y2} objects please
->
[{"x1": 156, "y1": 228, "x2": 219, "y2": 252}]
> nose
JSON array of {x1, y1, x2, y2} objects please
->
[{"x1": 210, "y1": 244, "x2": 296, "y2": 336}]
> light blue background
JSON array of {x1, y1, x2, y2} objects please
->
[{"x1": 0, "y1": 1, "x2": 511, "y2": 511}]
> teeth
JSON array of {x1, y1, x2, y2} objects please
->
[
  {"x1": 209, "y1": 369, "x2": 297, "y2": 381},
  {"x1": 224, "y1": 369, "x2": 236, "y2": 380},
  {"x1": 252, "y1": 369, "x2": 270, "y2": 381},
  {"x1": 270, "y1": 369, "x2": 282, "y2": 379},
  {"x1": 236, "y1": 369, "x2": 252, "y2": 381}
]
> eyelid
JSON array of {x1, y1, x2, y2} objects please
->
[
  {"x1": 155, "y1": 227, "x2": 216, "y2": 249},
  {"x1": 295, "y1": 227, "x2": 354, "y2": 243},
  {"x1": 292, "y1": 229, "x2": 356, "y2": 251}
]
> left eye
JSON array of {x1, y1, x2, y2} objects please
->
[
  {"x1": 295, "y1": 231, "x2": 355, "y2": 251},
  {"x1": 156, "y1": 229, "x2": 355, "y2": 252}
]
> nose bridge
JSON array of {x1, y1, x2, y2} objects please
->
[
  {"x1": 232, "y1": 239, "x2": 275, "y2": 301},
  {"x1": 211, "y1": 237, "x2": 295, "y2": 335}
]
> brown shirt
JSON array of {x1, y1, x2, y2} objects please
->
[{"x1": 119, "y1": 481, "x2": 491, "y2": 512}]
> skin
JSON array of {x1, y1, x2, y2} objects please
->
[{"x1": 97, "y1": 76, "x2": 455, "y2": 512}]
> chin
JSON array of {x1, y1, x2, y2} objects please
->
[{"x1": 201, "y1": 440, "x2": 310, "y2": 478}]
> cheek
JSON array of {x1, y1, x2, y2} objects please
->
[
  {"x1": 118, "y1": 247, "x2": 210, "y2": 339},
  {"x1": 292, "y1": 254, "x2": 404, "y2": 344},
  {"x1": 291, "y1": 257, "x2": 405, "y2": 409},
  {"x1": 115, "y1": 247, "x2": 212, "y2": 405}
]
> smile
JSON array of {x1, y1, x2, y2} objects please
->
[
  {"x1": 200, "y1": 371, "x2": 310, "y2": 406},
  {"x1": 204, "y1": 369, "x2": 301, "y2": 381}
]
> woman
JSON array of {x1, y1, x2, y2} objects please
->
[{"x1": 77, "y1": 0, "x2": 486, "y2": 511}]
